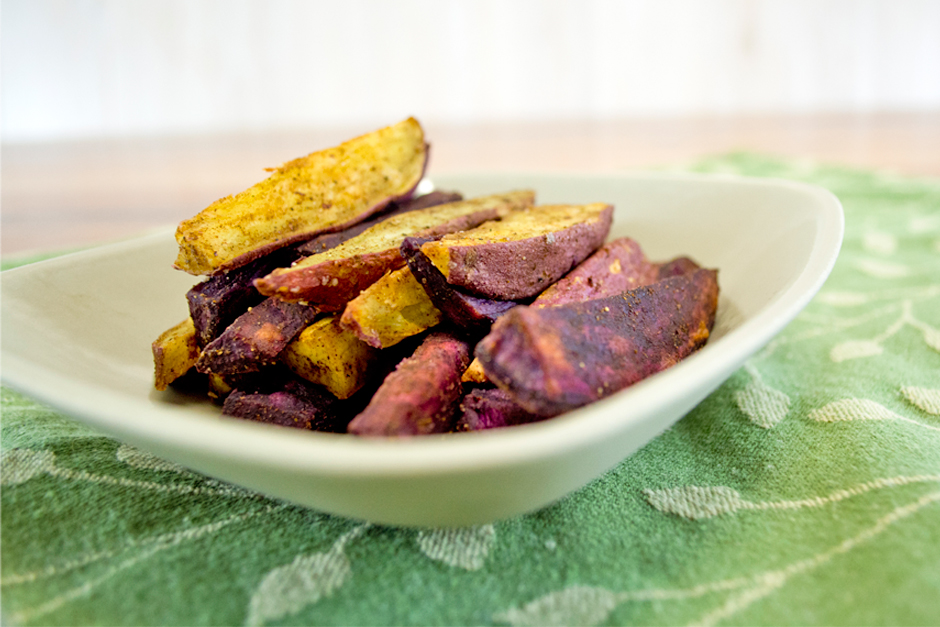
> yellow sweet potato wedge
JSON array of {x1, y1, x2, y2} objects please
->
[
  {"x1": 174, "y1": 117, "x2": 428, "y2": 275},
  {"x1": 340, "y1": 266, "x2": 442, "y2": 349},
  {"x1": 254, "y1": 190, "x2": 536, "y2": 308},
  {"x1": 152, "y1": 318, "x2": 200, "y2": 391},
  {"x1": 420, "y1": 202, "x2": 613, "y2": 299},
  {"x1": 281, "y1": 316, "x2": 380, "y2": 399}
]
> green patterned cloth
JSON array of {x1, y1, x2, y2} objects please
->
[{"x1": 2, "y1": 155, "x2": 939, "y2": 626}]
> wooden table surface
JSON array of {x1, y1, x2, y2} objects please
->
[{"x1": 3, "y1": 113, "x2": 939, "y2": 257}]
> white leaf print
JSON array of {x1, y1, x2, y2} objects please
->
[
  {"x1": 815, "y1": 291, "x2": 869, "y2": 306},
  {"x1": 854, "y1": 258, "x2": 909, "y2": 279},
  {"x1": 830, "y1": 339, "x2": 883, "y2": 362},
  {"x1": 245, "y1": 550, "x2": 350, "y2": 627},
  {"x1": 735, "y1": 378, "x2": 790, "y2": 428},
  {"x1": 244, "y1": 523, "x2": 367, "y2": 627},
  {"x1": 493, "y1": 585, "x2": 621, "y2": 627},
  {"x1": 808, "y1": 398, "x2": 900, "y2": 423},
  {"x1": 1, "y1": 449, "x2": 56, "y2": 485},
  {"x1": 923, "y1": 327, "x2": 940, "y2": 352},
  {"x1": 643, "y1": 486, "x2": 744, "y2": 520},
  {"x1": 863, "y1": 231, "x2": 897, "y2": 255},
  {"x1": 901, "y1": 386, "x2": 940, "y2": 415},
  {"x1": 116, "y1": 444, "x2": 186, "y2": 473},
  {"x1": 417, "y1": 524, "x2": 495, "y2": 571}
]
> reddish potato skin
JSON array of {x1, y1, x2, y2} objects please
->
[
  {"x1": 534, "y1": 237, "x2": 660, "y2": 307},
  {"x1": 436, "y1": 204, "x2": 614, "y2": 300},
  {"x1": 347, "y1": 333, "x2": 470, "y2": 436},
  {"x1": 456, "y1": 388, "x2": 540, "y2": 431},
  {"x1": 196, "y1": 298, "x2": 318, "y2": 375},
  {"x1": 297, "y1": 191, "x2": 463, "y2": 256},
  {"x1": 401, "y1": 237, "x2": 520, "y2": 335},
  {"x1": 476, "y1": 269, "x2": 719, "y2": 417},
  {"x1": 255, "y1": 208, "x2": 503, "y2": 309}
]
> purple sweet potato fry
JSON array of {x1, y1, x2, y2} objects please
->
[
  {"x1": 186, "y1": 246, "x2": 304, "y2": 347},
  {"x1": 196, "y1": 297, "x2": 318, "y2": 375},
  {"x1": 534, "y1": 237, "x2": 661, "y2": 307},
  {"x1": 347, "y1": 332, "x2": 471, "y2": 436},
  {"x1": 455, "y1": 387, "x2": 541, "y2": 431},
  {"x1": 297, "y1": 191, "x2": 463, "y2": 256},
  {"x1": 222, "y1": 375, "x2": 345, "y2": 431},
  {"x1": 401, "y1": 236, "x2": 521, "y2": 335},
  {"x1": 476, "y1": 268, "x2": 719, "y2": 417}
]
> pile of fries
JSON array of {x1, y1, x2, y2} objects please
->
[{"x1": 153, "y1": 118, "x2": 718, "y2": 436}]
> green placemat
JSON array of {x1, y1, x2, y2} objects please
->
[{"x1": 3, "y1": 155, "x2": 939, "y2": 626}]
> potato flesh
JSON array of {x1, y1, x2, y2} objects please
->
[
  {"x1": 281, "y1": 316, "x2": 379, "y2": 399},
  {"x1": 340, "y1": 266, "x2": 442, "y2": 349},
  {"x1": 174, "y1": 117, "x2": 428, "y2": 275},
  {"x1": 152, "y1": 318, "x2": 199, "y2": 391}
]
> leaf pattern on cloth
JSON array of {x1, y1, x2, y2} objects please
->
[
  {"x1": 416, "y1": 524, "x2": 496, "y2": 571},
  {"x1": 901, "y1": 386, "x2": 940, "y2": 416},
  {"x1": 830, "y1": 339, "x2": 884, "y2": 362},
  {"x1": 115, "y1": 444, "x2": 186, "y2": 474},
  {"x1": 1, "y1": 448, "x2": 56, "y2": 485},
  {"x1": 734, "y1": 364, "x2": 791, "y2": 428},
  {"x1": 808, "y1": 398, "x2": 940, "y2": 432},
  {"x1": 245, "y1": 523, "x2": 369, "y2": 627},
  {"x1": 493, "y1": 585, "x2": 622, "y2": 627},
  {"x1": 862, "y1": 230, "x2": 897, "y2": 255},
  {"x1": 644, "y1": 486, "x2": 745, "y2": 519},
  {"x1": 854, "y1": 258, "x2": 909, "y2": 279}
]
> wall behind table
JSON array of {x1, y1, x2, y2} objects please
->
[{"x1": 2, "y1": 0, "x2": 940, "y2": 143}]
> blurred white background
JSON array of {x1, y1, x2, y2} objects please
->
[{"x1": 3, "y1": 0, "x2": 940, "y2": 144}]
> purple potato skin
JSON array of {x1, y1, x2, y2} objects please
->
[
  {"x1": 456, "y1": 387, "x2": 540, "y2": 431},
  {"x1": 534, "y1": 237, "x2": 661, "y2": 307},
  {"x1": 401, "y1": 236, "x2": 520, "y2": 335},
  {"x1": 347, "y1": 332, "x2": 471, "y2": 436},
  {"x1": 196, "y1": 298, "x2": 318, "y2": 375},
  {"x1": 657, "y1": 256, "x2": 701, "y2": 279},
  {"x1": 222, "y1": 376, "x2": 345, "y2": 431},
  {"x1": 476, "y1": 268, "x2": 719, "y2": 417},
  {"x1": 297, "y1": 191, "x2": 463, "y2": 255},
  {"x1": 186, "y1": 247, "x2": 303, "y2": 347},
  {"x1": 440, "y1": 204, "x2": 614, "y2": 300}
]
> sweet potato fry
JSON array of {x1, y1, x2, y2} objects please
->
[
  {"x1": 196, "y1": 298, "x2": 318, "y2": 375},
  {"x1": 152, "y1": 318, "x2": 200, "y2": 391},
  {"x1": 401, "y1": 236, "x2": 521, "y2": 336},
  {"x1": 340, "y1": 266, "x2": 442, "y2": 349},
  {"x1": 222, "y1": 376, "x2": 345, "y2": 431},
  {"x1": 186, "y1": 246, "x2": 303, "y2": 347},
  {"x1": 281, "y1": 316, "x2": 380, "y2": 399},
  {"x1": 533, "y1": 237, "x2": 660, "y2": 307},
  {"x1": 456, "y1": 388, "x2": 540, "y2": 431},
  {"x1": 475, "y1": 269, "x2": 719, "y2": 417},
  {"x1": 296, "y1": 190, "x2": 463, "y2": 256},
  {"x1": 254, "y1": 190, "x2": 535, "y2": 308},
  {"x1": 420, "y1": 203, "x2": 613, "y2": 300},
  {"x1": 347, "y1": 332, "x2": 470, "y2": 436},
  {"x1": 175, "y1": 117, "x2": 428, "y2": 275}
]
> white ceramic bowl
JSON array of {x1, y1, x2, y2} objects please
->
[{"x1": 0, "y1": 172, "x2": 843, "y2": 527}]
